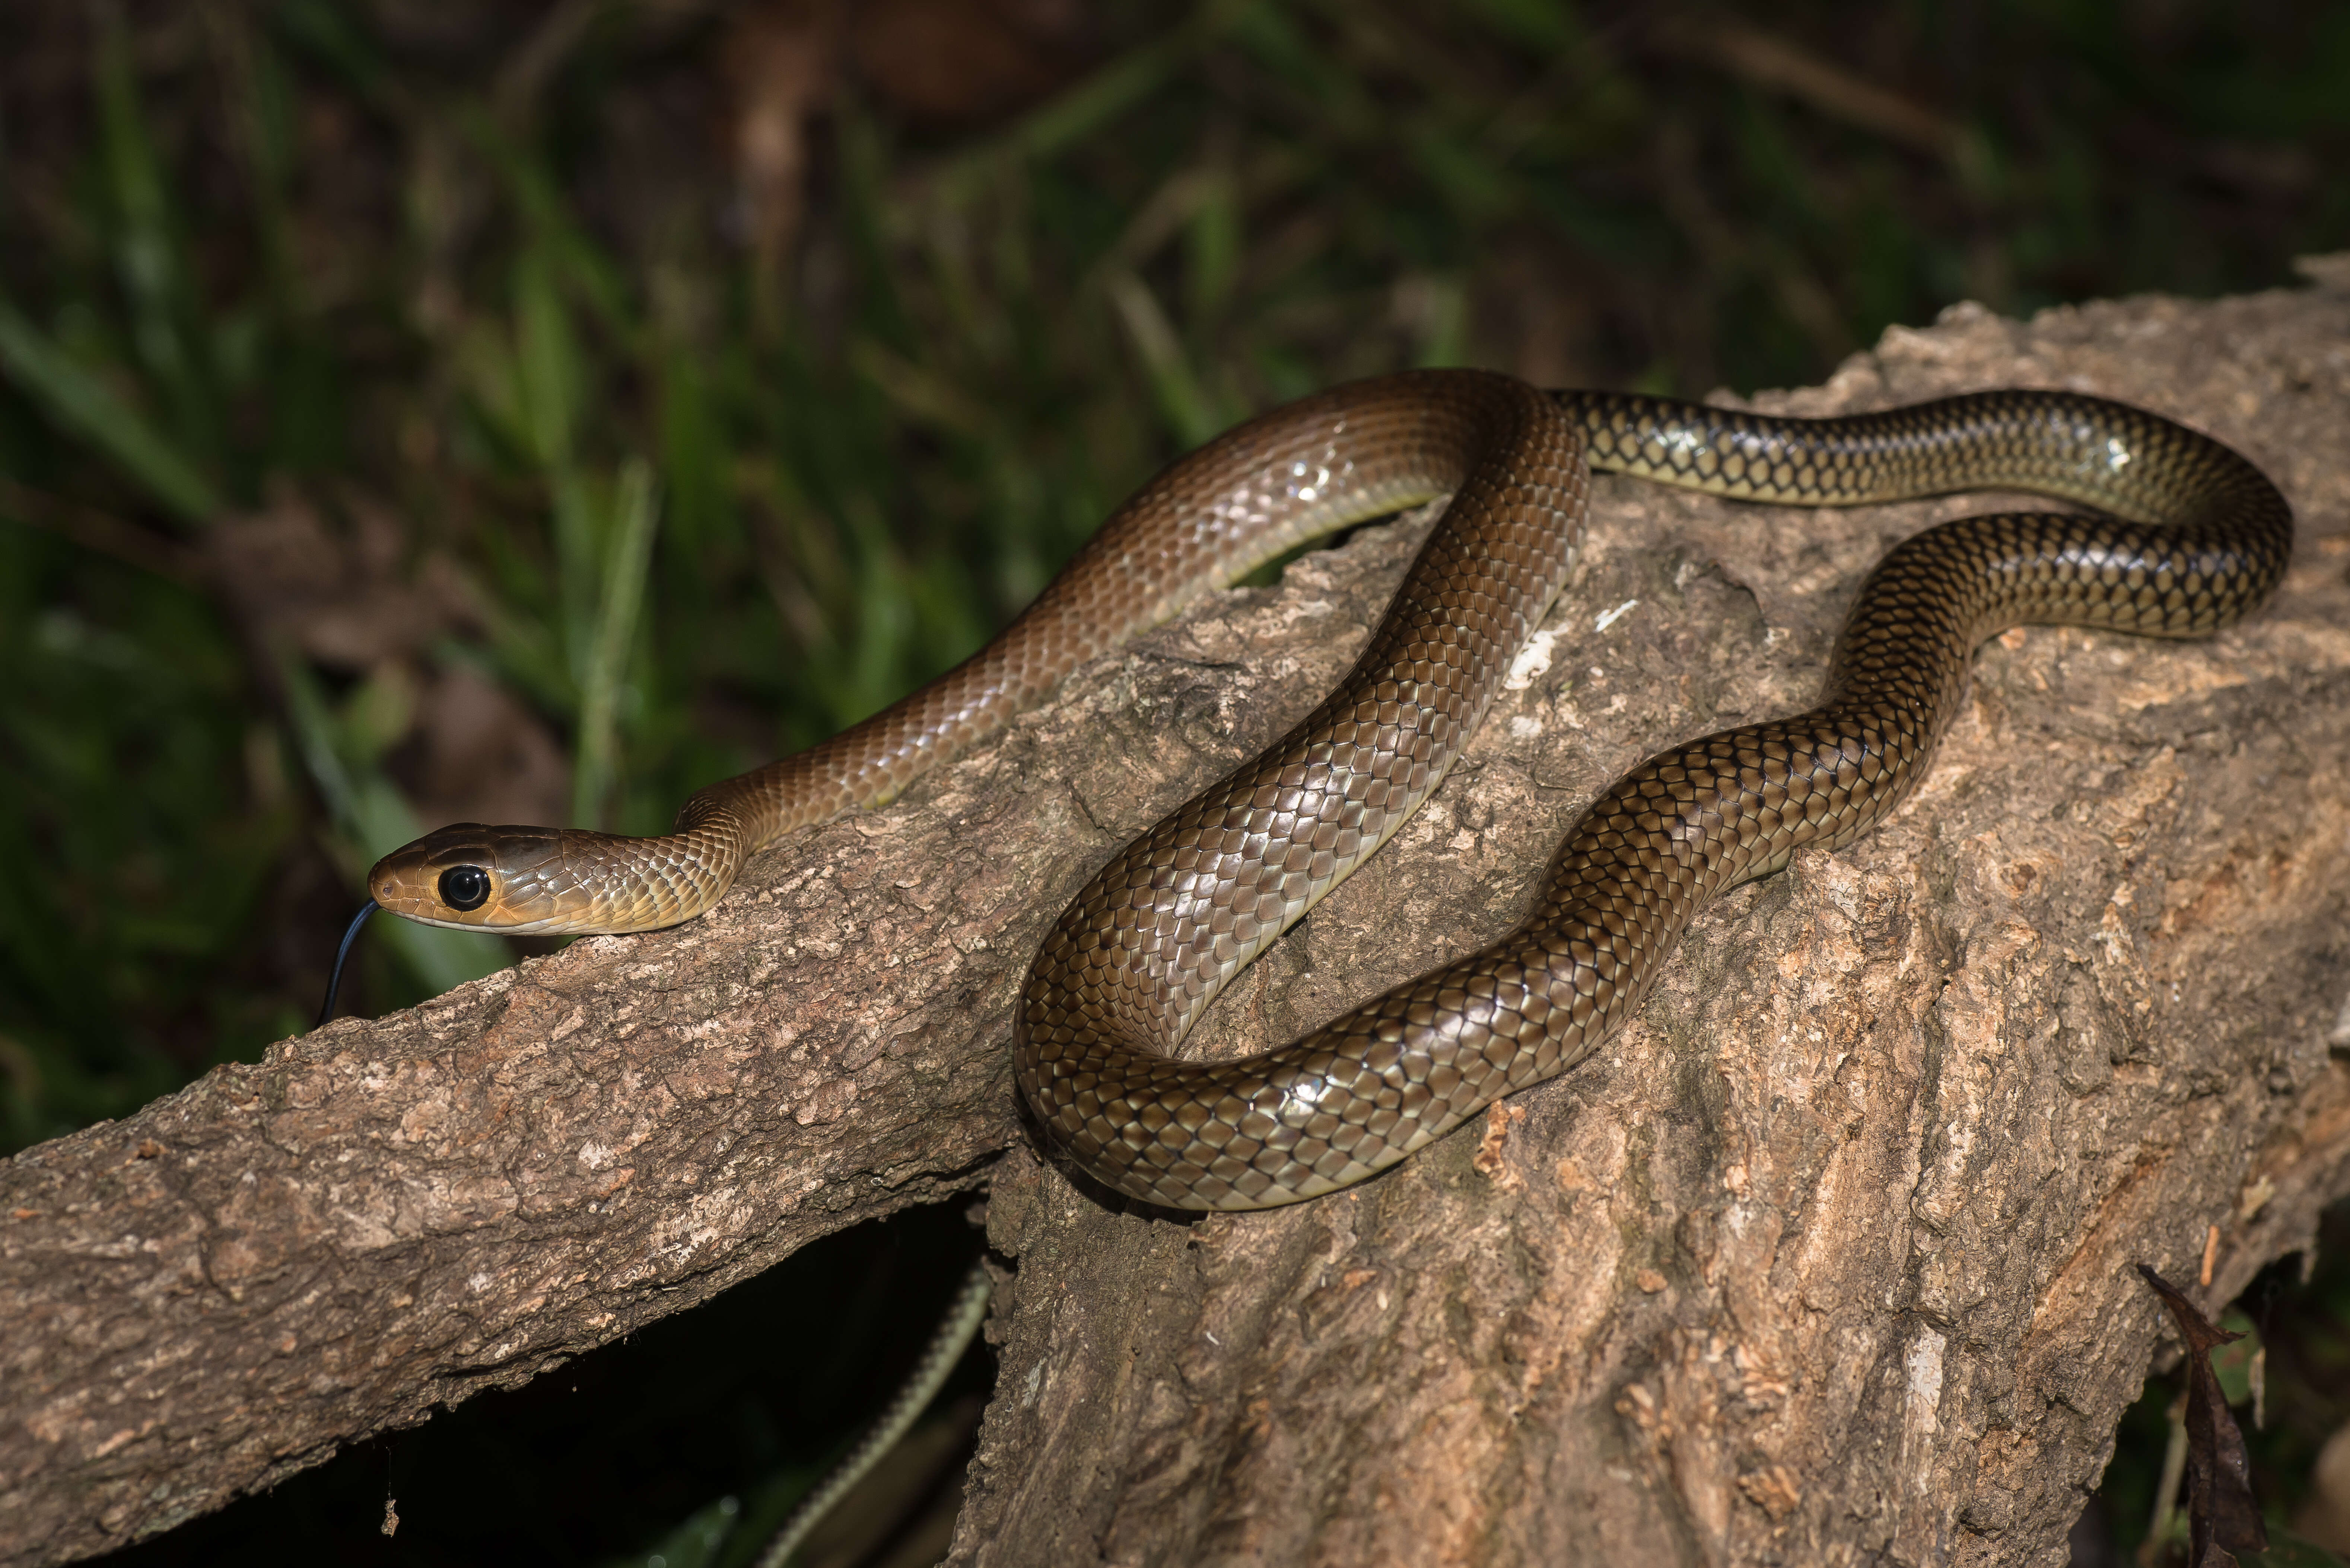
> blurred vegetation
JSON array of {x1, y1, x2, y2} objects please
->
[
  {"x1": 2096, "y1": 1212, "x2": 2350, "y2": 1568},
  {"x1": 0, "y1": 0, "x2": 2344, "y2": 1562}
]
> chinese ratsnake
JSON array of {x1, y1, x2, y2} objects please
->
[{"x1": 362, "y1": 372, "x2": 2292, "y2": 1212}]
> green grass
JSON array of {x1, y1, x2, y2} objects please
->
[
  {"x1": 1, "y1": 0, "x2": 2344, "y2": 1560},
  {"x1": 7, "y1": 0, "x2": 2344, "y2": 1146}
]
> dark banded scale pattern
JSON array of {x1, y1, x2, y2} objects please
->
[
  {"x1": 1013, "y1": 388, "x2": 2289, "y2": 1210},
  {"x1": 363, "y1": 376, "x2": 2292, "y2": 1212}
]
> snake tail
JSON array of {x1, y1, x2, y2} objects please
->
[{"x1": 748, "y1": 1258, "x2": 992, "y2": 1568}]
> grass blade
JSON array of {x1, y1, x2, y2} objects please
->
[
  {"x1": 277, "y1": 648, "x2": 511, "y2": 998},
  {"x1": 92, "y1": 8, "x2": 220, "y2": 469},
  {"x1": 573, "y1": 459, "x2": 661, "y2": 829},
  {"x1": 0, "y1": 297, "x2": 223, "y2": 523},
  {"x1": 1106, "y1": 270, "x2": 1219, "y2": 447}
]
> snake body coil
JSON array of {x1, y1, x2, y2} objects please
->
[{"x1": 368, "y1": 373, "x2": 2291, "y2": 1211}]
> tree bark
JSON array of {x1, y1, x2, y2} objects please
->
[
  {"x1": 6, "y1": 268, "x2": 2350, "y2": 1567},
  {"x1": 950, "y1": 270, "x2": 2350, "y2": 1568}
]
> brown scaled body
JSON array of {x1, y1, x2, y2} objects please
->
[{"x1": 367, "y1": 372, "x2": 2292, "y2": 1210}]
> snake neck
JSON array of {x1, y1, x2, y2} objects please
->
[{"x1": 554, "y1": 797, "x2": 749, "y2": 932}]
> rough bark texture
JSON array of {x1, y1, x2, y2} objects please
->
[
  {"x1": 951, "y1": 271, "x2": 2350, "y2": 1568},
  {"x1": 4, "y1": 270, "x2": 2349, "y2": 1567}
]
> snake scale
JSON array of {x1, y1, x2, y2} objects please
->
[{"x1": 366, "y1": 372, "x2": 2291, "y2": 1211}]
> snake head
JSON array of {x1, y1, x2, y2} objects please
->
[{"x1": 368, "y1": 823, "x2": 587, "y2": 934}]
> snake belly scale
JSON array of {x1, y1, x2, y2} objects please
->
[{"x1": 366, "y1": 371, "x2": 2292, "y2": 1211}]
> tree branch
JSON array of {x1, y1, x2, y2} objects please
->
[
  {"x1": 6, "y1": 272, "x2": 2350, "y2": 1566},
  {"x1": 947, "y1": 277, "x2": 2350, "y2": 1566}
]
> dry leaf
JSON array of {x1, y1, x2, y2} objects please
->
[{"x1": 2138, "y1": 1263, "x2": 2268, "y2": 1565}]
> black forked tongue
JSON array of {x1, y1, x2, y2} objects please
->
[{"x1": 316, "y1": 901, "x2": 379, "y2": 1029}]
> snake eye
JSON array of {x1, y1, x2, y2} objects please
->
[{"x1": 438, "y1": 865, "x2": 492, "y2": 912}]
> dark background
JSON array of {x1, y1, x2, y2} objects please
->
[{"x1": 1, "y1": 2, "x2": 2345, "y2": 1563}]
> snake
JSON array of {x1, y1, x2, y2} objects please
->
[{"x1": 363, "y1": 371, "x2": 2291, "y2": 1212}]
